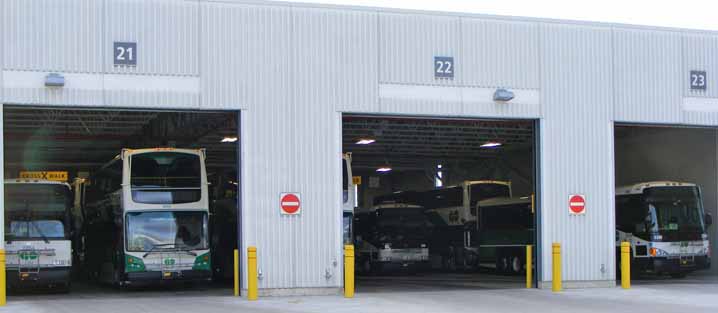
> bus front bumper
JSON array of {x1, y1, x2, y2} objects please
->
[
  {"x1": 124, "y1": 269, "x2": 212, "y2": 285},
  {"x1": 6, "y1": 267, "x2": 71, "y2": 288},
  {"x1": 634, "y1": 255, "x2": 710, "y2": 273}
]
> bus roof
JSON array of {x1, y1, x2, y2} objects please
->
[
  {"x1": 123, "y1": 147, "x2": 205, "y2": 156},
  {"x1": 464, "y1": 180, "x2": 511, "y2": 187},
  {"x1": 4, "y1": 178, "x2": 71, "y2": 189},
  {"x1": 615, "y1": 181, "x2": 697, "y2": 196},
  {"x1": 357, "y1": 203, "x2": 425, "y2": 214},
  {"x1": 477, "y1": 196, "x2": 532, "y2": 208}
]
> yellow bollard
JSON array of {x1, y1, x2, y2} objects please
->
[
  {"x1": 234, "y1": 249, "x2": 239, "y2": 297},
  {"x1": 0, "y1": 249, "x2": 5, "y2": 306},
  {"x1": 344, "y1": 245, "x2": 355, "y2": 298},
  {"x1": 621, "y1": 241, "x2": 631, "y2": 289},
  {"x1": 247, "y1": 247, "x2": 258, "y2": 300},
  {"x1": 526, "y1": 245, "x2": 533, "y2": 289},
  {"x1": 552, "y1": 243, "x2": 562, "y2": 292}
]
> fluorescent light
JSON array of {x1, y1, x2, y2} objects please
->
[
  {"x1": 480, "y1": 142, "x2": 502, "y2": 148},
  {"x1": 221, "y1": 136, "x2": 238, "y2": 143},
  {"x1": 376, "y1": 167, "x2": 392, "y2": 172},
  {"x1": 356, "y1": 138, "x2": 376, "y2": 145}
]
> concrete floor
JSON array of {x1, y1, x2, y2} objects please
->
[{"x1": 3, "y1": 274, "x2": 718, "y2": 313}]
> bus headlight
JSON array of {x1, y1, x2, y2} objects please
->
[
  {"x1": 702, "y1": 233, "x2": 709, "y2": 240},
  {"x1": 649, "y1": 248, "x2": 669, "y2": 257},
  {"x1": 383, "y1": 243, "x2": 392, "y2": 250}
]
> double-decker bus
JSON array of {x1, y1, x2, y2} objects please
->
[
  {"x1": 83, "y1": 148, "x2": 211, "y2": 286},
  {"x1": 421, "y1": 180, "x2": 512, "y2": 270},
  {"x1": 471, "y1": 196, "x2": 534, "y2": 274},
  {"x1": 4, "y1": 179, "x2": 73, "y2": 291},
  {"x1": 616, "y1": 181, "x2": 712, "y2": 278}
]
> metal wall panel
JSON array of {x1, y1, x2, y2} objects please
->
[
  {"x1": 105, "y1": 0, "x2": 199, "y2": 76},
  {"x1": 3, "y1": 0, "x2": 103, "y2": 73},
  {"x1": 539, "y1": 24, "x2": 615, "y2": 285},
  {"x1": 613, "y1": 29, "x2": 683, "y2": 124},
  {"x1": 682, "y1": 34, "x2": 718, "y2": 125},
  {"x1": 460, "y1": 18, "x2": 540, "y2": 89},
  {"x1": 379, "y1": 13, "x2": 460, "y2": 86}
]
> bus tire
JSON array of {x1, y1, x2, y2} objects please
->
[
  {"x1": 495, "y1": 253, "x2": 507, "y2": 274},
  {"x1": 510, "y1": 255, "x2": 523, "y2": 274}
]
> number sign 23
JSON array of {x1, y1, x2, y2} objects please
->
[{"x1": 690, "y1": 71, "x2": 706, "y2": 90}]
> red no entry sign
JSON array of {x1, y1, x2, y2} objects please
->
[
  {"x1": 569, "y1": 194, "x2": 586, "y2": 215},
  {"x1": 280, "y1": 193, "x2": 301, "y2": 215}
]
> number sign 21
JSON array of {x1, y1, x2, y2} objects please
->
[{"x1": 114, "y1": 42, "x2": 137, "y2": 66}]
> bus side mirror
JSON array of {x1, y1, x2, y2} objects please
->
[{"x1": 705, "y1": 213, "x2": 713, "y2": 227}]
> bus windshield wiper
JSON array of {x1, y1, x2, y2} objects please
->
[
  {"x1": 174, "y1": 244, "x2": 198, "y2": 256},
  {"x1": 143, "y1": 243, "x2": 176, "y2": 258},
  {"x1": 25, "y1": 201, "x2": 50, "y2": 244}
]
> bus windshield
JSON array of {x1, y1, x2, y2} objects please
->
[
  {"x1": 4, "y1": 184, "x2": 71, "y2": 240},
  {"x1": 469, "y1": 183, "x2": 511, "y2": 207},
  {"x1": 644, "y1": 187, "x2": 705, "y2": 233},
  {"x1": 126, "y1": 211, "x2": 208, "y2": 252},
  {"x1": 130, "y1": 152, "x2": 202, "y2": 204}
]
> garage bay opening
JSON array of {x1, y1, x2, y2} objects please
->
[
  {"x1": 3, "y1": 106, "x2": 239, "y2": 296},
  {"x1": 343, "y1": 115, "x2": 538, "y2": 292}
]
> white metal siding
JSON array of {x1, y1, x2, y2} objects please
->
[
  {"x1": 3, "y1": 0, "x2": 103, "y2": 73},
  {"x1": 379, "y1": 13, "x2": 460, "y2": 86},
  {"x1": 105, "y1": 0, "x2": 199, "y2": 76},
  {"x1": 682, "y1": 34, "x2": 718, "y2": 125},
  {"x1": 613, "y1": 29, "x2": 683, "y2": 124},
  {"x1": 460, "y1": 18, "x2": 540, "y2": 89},
  {"x1": 539, "y1": 24, "x2": 615, "y2": 284}
]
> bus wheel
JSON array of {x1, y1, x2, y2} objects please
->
[
  {"x1": 495, "y1": 255, "x2": 507, "y2": 274},
  {"x1": 510, "y1": 255, "x2": 523, "y2": 274}
]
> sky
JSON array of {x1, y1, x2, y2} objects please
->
[{"x1": 278, "y1": 0, "x2": 718, "y2": 31}]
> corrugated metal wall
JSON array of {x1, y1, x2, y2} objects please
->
[
  {"x1": 539, "y1": 24, "x2": 616, "y2": 285},
  {"x1": 613, "y1": 29, "x2": 683, "y2": 124},
  {"x1": 4, "y1": 0, "x2": 718, "y2": 291}
]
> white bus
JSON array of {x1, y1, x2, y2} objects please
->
[
  {"x1": 4, "y1": 179, "x2": 73, "y2": 291},
  {"x1": 616, "y1": 181, "x2": 712, "y2": 278},
  {"x1": 83, "y1": 148, "x2": 211, "y2": 286}
]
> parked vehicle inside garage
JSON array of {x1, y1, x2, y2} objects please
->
[
  {"x1": 616, "y1": 181, "x2": 712, "y2": 278},
  {"x1": 83, "y1": 148, "x2": 212, "y2": 286},
  {"x1": 4, "y1": 179, "x2": 74, "y2": 291},
  {"x1": 421, "y1": 181, "x2": 512, "y2": 270},
  {"x1": 354, "y1": 202, "x2": 431, "y2": 274},
  {"x1": 469, "y1": 196, "x2": 534, "y2": 274}
]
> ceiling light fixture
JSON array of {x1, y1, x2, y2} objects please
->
[
  {"x1": 480, "y1": 142, "x2": 502, "y2": 148},
  {"x1": 221, "y1": 136, "x2": 238, "y2": 143},
  {"x1": 356, "y1": 138, "x2": 376, "y2": 145},
  {"x1": 376, "y1": 167, "x2": 392, "y2": 173}
]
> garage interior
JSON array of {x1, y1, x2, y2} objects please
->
[
  {"x1": 343, "y1": 115, "x2": 538, "y2": 291},
  {"x1": 3, "y1": 106, "x2": 240, "y2": 293},
  {"x1": 614, "y1": 124, "x2": 718, "y2": 282}
]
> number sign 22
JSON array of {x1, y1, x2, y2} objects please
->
[
  {"x1": 114, "y1": 42, "x2": 137, "y2": 66},
  {"x1": 435, "y1": 56, "x2": 454, "y2": 79},
  {"x1": 690, "y1": 71, "x2": 706, "y2": 90}
]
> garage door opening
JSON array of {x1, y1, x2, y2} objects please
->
[
  {"x1": 3, "y1": 106, "x2": 240, "y2": 297},
  {"x1": 614, "y1": 124, "x2": 716, "y2": 285},
  {"x1": 343, "y1": 115, "x2": 538, "y2": 292}
]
